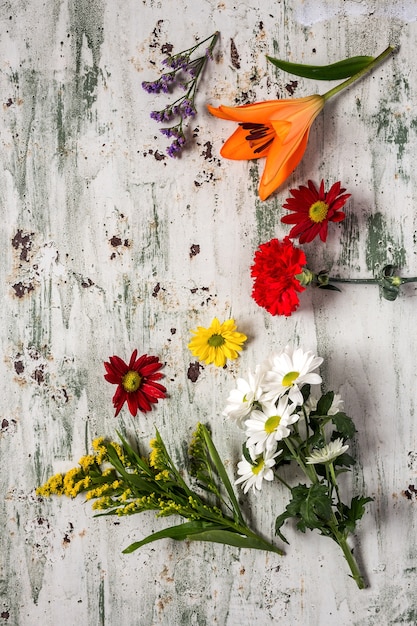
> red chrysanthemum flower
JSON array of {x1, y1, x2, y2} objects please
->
[
  {"x1": 281, "y1": 179, "x2": 350, "y2": 243},
  {"x1": 251, "y1": 237, "x2": 307, "y2": 316},
  {"x1": 104, "y1": 350, "x2": 166, "y2": 417}
]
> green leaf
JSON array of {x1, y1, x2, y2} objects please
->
[
  {"x1": 338, "y1": 495, "x2": 373, "y2": 534},
  {"x1": 331, "y1": 412, "x2": 357, "y2": 439},
  {"x1": 275, "y1": 511, "x2": 291, "y2": 544},
  {"x1": 200, "y1": 424, "x2": 245, "y2": 526},
  {"x1": 266, "y1": 54, "x2": 374, "y2": 80},
  {"x1": 116, "y1": 431, "x2": 152, "y2": 475},
  {"x1": 122, "y1": 521, "x2": 284, "y2": 555},
  {"x1": 319, "y1": 284, "x2": 342, "y2": 292},
  {"x1": 242, "y1": 441, "x2": 254, "y2": 465},
  {"x1": 349, "y1": 496, "x2": 373, "y2": 521},
  {"x1": 316, "y1": 391, "x2": 334, "y2": 416},
  {"x1": 122, "y1": 520, "x2": 221, "y2": 553},
  {"x1": 300, "y1": 483, "x2": 333, "y2": 528},
  {"x1": 188, "y1": 529, "x2": 283, "y2": 555},
  {"x1": 333, "y1": 452, "x2": 355, "y2": 469},
  {"x1": 301, "y1": 383, "x2": 311, "y2": 403}
]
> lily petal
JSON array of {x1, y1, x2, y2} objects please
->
[
  {"x1": 208, "y1": 94, "x2": 325, "y2": 200},
  {"x1": 259, "y1": 131, "x2": 309, "y2": 201}
]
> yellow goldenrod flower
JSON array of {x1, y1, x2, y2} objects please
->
[
  {"x1": 78, "y1": 454, "x2": 97, "y2": 473},
  {"x1": 149, "y1": 438, "x2": 166, "y2": 470},
  {"x1": 188, "y1": 318, "x2": 247, "y2": 367},
  {"x1": 36, "y1": 473, "x2": 65, "y2": 497},
  {"x1": 92, "y1": 437, "x2": 105, "y2": 450},
  {"x1": 155, "y1": 469, "x2": 171, "y2": 481}
]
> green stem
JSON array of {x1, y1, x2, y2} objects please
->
[
  {"x1": 327, "y1": 276, "x2": 417, "y2": 285},
  {"x1": 322, "y1": 45, "x2": 396, "y2": 102},
  {"x1": 397, "y1": 277, "x2": 417, "y2": 284},
  {"x1": 285, "y1": 437, "x2": 318, "y2": 484},
  {"x1": 334, "y1": 532, "x2": 366, "y2": 589},
  {"x1": 273, "y1": 472, "x2": 292, "y2": 491},
  {"x1": 329, "y1": 277, "x2": 381, "y2": 285},
  {"x1": 328, "y1": 462, "x2": 342, "y2": 506},
  {"x1": 177, "y1": 31, "x2": 220, "y2": 58}
]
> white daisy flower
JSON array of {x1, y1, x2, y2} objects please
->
[
  {"x1": 263, "y1": 345, "x2": 323, "y2": 406},
  {"x1": 305, "y1": 438, "x2": 349, "y2": 464},
  {"x1": 222, "y1": 366, "x2": 266, "y2": 428},
  {"x1": 244, "y1": 396, "x2": 298, "y2": 455},
  {"x1": 235, "y1": 447, "x2": 281, "y2": 494}
]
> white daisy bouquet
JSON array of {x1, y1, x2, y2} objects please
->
[{"x1": 223, "y1": 345, "x2": 372, "y2": 589}]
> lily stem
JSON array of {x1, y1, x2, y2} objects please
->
[{"x1": 322, "y1": 45, "x2": 396, "y2": 102}]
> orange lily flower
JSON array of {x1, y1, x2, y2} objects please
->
[{"x1": 207, "y1": 95, "x2": 325, "y2": 201}]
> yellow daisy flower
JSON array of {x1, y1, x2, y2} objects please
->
[{"x1": 188, "y1": 318, "x2": 247, "y2": 367}]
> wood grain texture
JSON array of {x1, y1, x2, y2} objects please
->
[{"x1": 1, "y1": 1, "x2": 416, "y2": 624}]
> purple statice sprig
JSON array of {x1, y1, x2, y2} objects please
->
[{"x1": 142, "y1": 31, "x2": 219, "y2": 158}]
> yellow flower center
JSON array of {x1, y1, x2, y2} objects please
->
[
  {"x1": 122, "y1": 370, "x2": 142, "y2": 393},
  {"x1": 208, "y1": 333, "x2": 226, "y2": 347},
  {"x1": 309, "y1": 200, "x2": 328, "y2": 223},
  {"x1": 264, "y1": 414, "x2": 281, "y2": 433},
  {"x1": 282, "y1": 371, "x2": 299, "y2": 387},
  {"x1": 252, "y1": 458, "x2": 265, "y2": 475}
]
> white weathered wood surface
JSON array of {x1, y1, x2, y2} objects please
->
[{"x1": 1, "y1": 1, "x2": 417, "y2": 624}]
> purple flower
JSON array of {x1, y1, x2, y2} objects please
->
[
  {"x1": 167, "y1": 138, "x2": 186, "y2": 157},
  {"x1": 163, "y1": 54, "x2": 189, "y2": 70},
  {"x1": 142, "y1": 80, "x2": 161, "y2": 94},
  {"x1": 160, "y1": 127, "x2": 182, "y2": 139},
  {"x1": 142, "y1": 32, "x2": 219, "y2": 156},
  {"x1": 142, "y1": 74, "x2": 175, "y2": 95},
  {"x1": 181, "y1": 99, "x2": 196, "y2": 118}
]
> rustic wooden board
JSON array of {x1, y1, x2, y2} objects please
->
[{"x1": 1, "y1": 1, "x2": 417, "y2": 624}]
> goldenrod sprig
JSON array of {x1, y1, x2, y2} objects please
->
[{"x1": 36, "y1": 425, "x2": 283, "y2": 557}]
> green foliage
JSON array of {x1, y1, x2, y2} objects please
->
[
  {"x1": 331, "y1": 412, "x2": 357, "y2": 439},
  {"x1": 336, "y1": 496, "x2": 374, "y2": 535},
  {"x1": 38, "y1": 423, "x2": 283, "y2": 557},
  {"x1": 275, "y1": 483, "x2": 333, "y2": 541},
  {"x1": 266, "y1": 54, "x2": 374, "y2": 80}
]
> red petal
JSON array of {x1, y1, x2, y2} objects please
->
[
  {"x1": 126, "y1": 393, "x2": 139, "y2": 416},
  {"x1": 112, "y1": 385, "x2": 127, "y2": 416},
  {"x1": 136, "y1": 390, "x2": 152, "y2": 412},
  {"x1": 128, "y1": 349, "x2": 138, "y2": 369},
  {"x1": 104, "y1": 372, "x2": 121, "y2": 384},
  {"x1": 330, "y1": 212, "x2": 346, "y2": 223},
  {"x1": 317, "y1": 222, "x2": 328, "y2": 242},
  {"x1": 142, "y1": 381, "x2": 166, "y2": 398},
  {"x1": 140, "y1": 361, "x2": 163, "y2": 377},
  {"x1": 108, "y1": 355, "x2": 129, "y2": 375}
]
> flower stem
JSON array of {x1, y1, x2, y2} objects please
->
[
  {"x1": 322, "y1": 45, "x2": 396, "y2": 102},
  {"x1": 285, "y1": 437, "x2": 318, "y2": 484},
  {"x1": 328, "y1": 277, "x2": 381, "y2": 285},
  {"x1": 334, "y1": 532, "x2": 366, "y2": 589}
]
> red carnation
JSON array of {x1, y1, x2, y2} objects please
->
[
  {"x1": 251, "y1": 237, "x2": 307, "y2": 316},
  {"x1": 104, "y1": 350, "x2": 166, "y2": 417},
  {"x1": 281, "y1": 179, "x2": 350, "y2": 243}
]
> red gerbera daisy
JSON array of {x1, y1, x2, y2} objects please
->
[
  {"x1": 251, "y1": 237, "x2": 307, "y2": 316},
  {"x1": 104, "y1": 350, "x2": 166, "y2": 417},
  {"x1": 281, "y1": 179, "x2": 350, "y2": 243}
]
